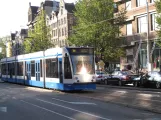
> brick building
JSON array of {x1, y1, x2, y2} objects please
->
[{"x1": 115, "y1": 0, "x2": 158, "y2": 71}]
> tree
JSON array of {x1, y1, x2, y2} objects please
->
[
  {"x1": 68, "y1": 0, "x2": 126, "y2": 61},
  {"x1": 0, "y1": 38, "x2": 6, "y2": 59},
  {"x1": 24, "y1": 10, "x2": 54, "y2": 53},
  {"x1": 156, "y1": 0, "x2": 161, "y2": 46}
]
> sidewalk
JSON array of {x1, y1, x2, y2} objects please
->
[
  {"x1": 97, "y1": 84, "x2": 161, "y2": 92},
  {"x1": 69, "y1": 86, "x2": 161, "y2": 114}
]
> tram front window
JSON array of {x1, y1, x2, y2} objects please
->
[{"x1": 71, "y1": 55, "x2": 94, "y2": 75}]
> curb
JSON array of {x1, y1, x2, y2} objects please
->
[
  {"x1": 68, "y1": 93, "x2": 161, "y2": 114},
  {"x1": 97, "y1": 85, "x2": 161, "y2": 92}
]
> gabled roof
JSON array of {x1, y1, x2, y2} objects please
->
[
  {"x1": 20, "y1": 29, "x2": 28, "y2": 35},
  {"x1": 30, "y1": 6, "x2": 39, "y2": 14},
  {"x1": 44, "y1": 0, "x2": 53, "y2": 7},
  {"x1": 65, "y1": 3, "x2": 75, "y2": 13}
]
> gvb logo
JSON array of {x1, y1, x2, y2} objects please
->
[{"x1": 0, "y1": 107, "x2": 7, "y2": 112}]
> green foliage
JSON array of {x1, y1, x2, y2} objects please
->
[
  {"x1": 68, "y1": 0, "x2": 126, "y2": 61},
  {"x1": 0, "y1": 38, "x2": 6, "y2": 59},
  {"x1": 24, "y1": 10, "x2": 54, "y2": 53},
  {"x1": 155, "y1": 0, "x2": 161, "y2": 47}
]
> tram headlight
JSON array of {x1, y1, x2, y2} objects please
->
[{"x1": 80, "y1": 66, "x2": 87, "y2": 74}]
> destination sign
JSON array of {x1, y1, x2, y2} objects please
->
[{"x1": 69, "y1": 48, "x2": 94, "y2": 55}]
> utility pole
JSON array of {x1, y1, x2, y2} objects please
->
[{"x1": 146, "y1": 1, "x2": 151, "y2": 71}]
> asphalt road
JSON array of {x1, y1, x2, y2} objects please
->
[{"x1": 0, "y1": 82, "x2": 161, "y2": 120}]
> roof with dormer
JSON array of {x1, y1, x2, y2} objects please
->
[
  {"x1": 30, "y1": 6, "x2": 39, "y2": 15},
  {"x1": 65, "y1": 3, "x2": 75, "y2": 13}
]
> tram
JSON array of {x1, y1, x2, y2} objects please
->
[{"x1": 1, "y1": 47, "x2": 96, "y2": 91}]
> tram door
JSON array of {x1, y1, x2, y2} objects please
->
[
  {"x1": 26, "y1": 61, "x2": 31, "y2": 80},
  {"x1": 59, "y1": 60, "x2": 63, "y2": 83},
  {"x1": 35, "y1": 61, "x2": 40, "y2": 81}
]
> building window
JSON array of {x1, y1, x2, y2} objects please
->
[
  {"x1": 125, "y1": 1, "x2": 131, "y2": 10},
  {"x1": 126, "y1": 22, "x2": 132, "y2": 35},
  {"x1": 56, "y1": 29, "x2": 57, "y2": 36},
  {"x1": 139, "y1": 43, "x2": 147, "y2": 68},
  {"x1": 59, "y1": 29, "x2": 61, "y2": 37},
  {"x1": 137, "y1": 0, "x2": 146, "y2": 7},
  {"x1": 137, "y1": 16, "x2": 147, "y2": 33},
  {"x1": 151, "y1": 13, "x2": 158, "y2": 31},
  {"x1": 61, "y1": 19, "x2": 63, "y2": 25},
  {"x1": 64, "y1": 17, "x2": 66, "y2": 24},
  {"x1": 52, "y1": 30, "x2": 54, "y2": 37},
  {"x1": 54, "y1": 30, "x2": 55, "y2": 36},
  {"x1": 61, "y1": 9, "x2": 63, "y2": 15},
  {"x1": 151, "y1": 0, "x2": 155, "y2": 3},
  {"x1": 69, "y1": 18, "x2": 73, "y2": 24},
  {"x1": 65, "y1": 27, "x2": 67, "y2": 36},
  {"x1": 62, "y1": 28, "x2": 64, "y2": 36}
]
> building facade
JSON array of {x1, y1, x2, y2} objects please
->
[
  {"x1": 48, "y1": 0, "x2": 75, "y2": 47},
  {"x1": 27, "y1": 0, "x2": 75, "y2": 47},
  {"x1": 11, "y1": 29, "x2": 28, "y2": 56},
  {"x1": 27, "y1": 0, "x2": 54, "y2": 29},
  {"x1": 115, "y1": 0, "x2": 158, "y2": 71}
]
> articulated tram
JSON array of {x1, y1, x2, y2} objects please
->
[{"x1": 1, "y1": 47, "x2": 96, "y2": 91}]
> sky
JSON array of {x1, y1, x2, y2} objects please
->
[{"x1": 0, "y1": 0, "x2": 76, "y2": 37}]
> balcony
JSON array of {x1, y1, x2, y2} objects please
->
[{"x1": 120, "y1": 33, "x2": 147, "y2": 47}]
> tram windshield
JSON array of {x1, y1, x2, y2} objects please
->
[
  {"x1": 69, "y1": 48, "x2": 94, "y2": 75},
  {"x1": 71, "y1": 55, "x2": 94, "y2": 75}
]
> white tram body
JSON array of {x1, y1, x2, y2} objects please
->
[{"x1": 1, "y1": 47, "x2": 96, "y2": 91}]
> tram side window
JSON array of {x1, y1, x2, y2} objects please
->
[
  {"x1": 8, "y1": 63, "x2": 13, "y2": 76},
  {"x1": 17, "y1": 62, "x2": 23, "y2": 76},
  {"x1": 12, "y1": 63, "x2": 15, "y2": 75},
  {"x1": 64, "y1": 56, "x2": 72, "y2": 79},
  {"x1": 46, "y1": 58, "x2": 58, "y2": 78},
  {"x1": 2, "y1": 64, "x2": 6, "y2": 75},
  {"x1": 31, "y1": 61, "x2": 35, "y2": 77},
  {"x1": 51, "y1": 58, "x2": 58, "y2": 78}
]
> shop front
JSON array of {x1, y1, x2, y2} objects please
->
[{"x1": 139, "y1": 43, "x2": 161, "y2": 71}]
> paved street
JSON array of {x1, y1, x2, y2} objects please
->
[
  {"x1": 70, "y1": 84, "x2": 161, "y2": 114},
  {"x1": 0, "y1": 82, "x2": 161, "y2": 120}
]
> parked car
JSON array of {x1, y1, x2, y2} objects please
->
[
  {"x1": 104, "y1": 71, "x2": 138, "y2": 86},
  {"x1": 139, "y1": 71, "x2": 161, "y2": 89},
  {"x1": 95, "y1": 70, "x2": 109, "y2": 83}
]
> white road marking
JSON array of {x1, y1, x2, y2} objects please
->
[
  {"x1": 36, "y1": 98, "x2": 111, "y2": 120},
  {"x1": 52, "y1": 97, "x2": 96, "y2": 105},
  {"x1": 0, "y1": 107, "x2": 7, "y2": 112},
  {"x1": 20, "y1": 100, "x2": 76, "y2": 120}
]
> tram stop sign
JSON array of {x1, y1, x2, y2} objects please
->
[{"x1": 98, "y1": 60, "x2": 105, "y2": 69}]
